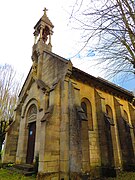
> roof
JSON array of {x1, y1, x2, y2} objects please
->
[
  {"x1": 18, "y1": 50, "x2": 134, "y2": 104},
  {"x1": 72, "y1": 67, "x2": 134, "y2": 102},
  {"x1": 34, "y1": 11, "x2": 54, "y2": 29},
  {"x1": 47, "y1": 53, "x2": 134, "y2": 103}
]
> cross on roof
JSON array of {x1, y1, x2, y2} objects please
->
[{"x1": 43, "y1": 7, "x2": 48, "y2": 15}]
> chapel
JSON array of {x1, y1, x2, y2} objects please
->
[{"x1": 2, "y1": 9, "x2": 135, "y2": 180}]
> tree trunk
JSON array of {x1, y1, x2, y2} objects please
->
[{"x1": 0, "y1": 134, "x2": 3, "y2": 160}]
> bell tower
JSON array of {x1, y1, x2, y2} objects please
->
[
  {"x1": 32, "y1": 8, "x2": 54, "y2": 79},
  {"x1": 33, "y1": 8, "x2": 54, "y2": 49}
]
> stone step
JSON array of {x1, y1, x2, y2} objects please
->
[
  {"x1": 8, "y1": 167, "x2": 35, "y2": 176},
  {"x1": 5, "y1": 164, "x2": 36, "y2": 176},
  {"x1": 13, "y1": 164, "x2": 34, "y2": 172}
]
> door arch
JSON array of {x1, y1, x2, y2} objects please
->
[{"x1": 26, "y1": 104, "x2": 37, "y2": 164}]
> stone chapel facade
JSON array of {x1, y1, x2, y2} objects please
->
[{"x1": 2, "y1": 9, "x2": 135, "y2": 180}]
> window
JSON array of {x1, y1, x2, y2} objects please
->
[
  {"x1": 81, "y1": 98, "x2": 93, "y2": 131},
  {"x1": 81, "y1": 102, "x2": 87, "y2": 118},
  {"x1": 105, "y1": 105, "x2": 114, "y2": 125}
]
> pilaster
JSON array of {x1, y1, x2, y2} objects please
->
[
  {"x1": 68, "y1": 81, "x2": 82, "y2": 179},
  {"x1": 59, "y1": 79, "x2": 70, "y2": 180},
  {"x1": 95, "y1": 90, "x2": 107, "y2": 166},
  {"x1": 95, "y1": 90, "x2": 118, "y2": 177},
  {"x1": 128, "y1": 103, "x2": 135, "y2": 157},
  {"x1": 114, "y1": 97, "x2": 135, "y2": 170},
  {"x1": 38, "y1": 81, "x2": 61, "y2": 179}
]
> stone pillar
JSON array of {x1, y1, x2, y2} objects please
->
[
  {"x1": 95, "y1": 90, "x2": 108, "y2": 167},
  {"x1": 95, "y1": 90, "x2": 118, "y2": 177},
  {"x1": 128, "y1": 103, "x2": 135, "y2": 152},
  {"x1": 34, "y1": 30, "x2": 38, "y2": 45},
  {"x1": 38, "y1": 82, "x2": 60, "y2": 179},
  {"x1": 69, "y1": 81, "x2": 82, "y2": 179},
  {"x1": 74, "y1": 87, "x2": 90, "y2": 175},
  {"x1": 49, "y1": 34, "x2": 51, "y2": 45},
  {"x1": 34, "y1": 85, "x2": 45, "y2": 160},
  {"x1": 114, "y1": 98, "x2": 135, "y2": 170},
  {"x1": 127, "y1": 103, "x2": 135, "y2": 166},
  {"x1": 16, "y1": 115, "x2": 28, "y2": 164},
  {"x1": 59, "y1": 79, "x2": 70, "y2": 180},
  {"x1": 34, "y1": 110, "x2": 43, "y2": 162},
  {"x1": 38, "y1": 120, "x2": 46, "y2": 172},
  {"x1": 38, "y1": 93, "x2": 49, "y2": 172},
  {"x1": 88, "y1": 94, "x2": 101, "y2": 178},
  {"x1": 110, "y1": 103, "x2": 122, "y2": 169},
  {"x1": 40, "y1": 27, "x2": 43, "y2": 40}
]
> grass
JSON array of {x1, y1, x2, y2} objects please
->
[
  {"x1": 0, "y1": 168, "x2": 36, "y2": 180},
  {"x1": 105, "y1": 172, "x2": 135, "y2": 180},
  {"x1": 0, "y1": 167, "x2": 135, "y2": 180}
]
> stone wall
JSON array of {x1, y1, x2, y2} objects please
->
[{"x1": 2, "y1": 109, "x2": 20, "y2": 163}]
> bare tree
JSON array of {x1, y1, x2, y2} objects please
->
[
  {"x1": 70, "y1": 0, "x2": 135, "y2": 78},
  {"x1": 133, "y1": 89, "x2": 135, "y2": 96},
  {"x1": 0, "y1": 64, "x2": 21, "y2": 159}
]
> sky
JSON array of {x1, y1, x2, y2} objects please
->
[{"x1": 0, "y1": 0, "x2": 134, "y2": 92}]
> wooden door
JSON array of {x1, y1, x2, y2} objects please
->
[{"x1": 26, "y1": 122, "x2": 36, "y2": 164}]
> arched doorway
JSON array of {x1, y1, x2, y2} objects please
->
[{"x1": 26, "y1": 104, "x2": 37, "y2": 164}]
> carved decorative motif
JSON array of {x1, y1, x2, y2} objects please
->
[{"x1": 27, "y1": 104, "x2": 37, "y2": 122}]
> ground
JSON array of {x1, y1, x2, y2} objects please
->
[
  {"x1": 0, "y1": 169, "x2": 36, "y2": 180},
  {"x1": 105, "y1": 172, "x2": 135, "y2": 180},
  {"x1": 0, "y1": 168, "x2": 135, "y2": 180}
]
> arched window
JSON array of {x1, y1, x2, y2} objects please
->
[
  {"x1": 42, "y1": 26, "x2": 50, "y2": 43},
  {"x1": 104, "y1": 104, "x2": 115, "y2": 167},
  {"x1": 80, "y1": 98, "x2": 91, "y2": 171},
  {"x1": 81, "y1": 102, "x2": 87, "y2": 118},
  {"x1": 81, "y1": 98, "x2": 93, "y2": 131},
  {"x1": 105, "y1": 105, "x2": 114, "y2": 125}
]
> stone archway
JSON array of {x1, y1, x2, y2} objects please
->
[{"x1": 26, "y1": 104, "x2": 37, "y2": 164}]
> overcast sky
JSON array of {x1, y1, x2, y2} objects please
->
[{"x1": 0, "y1": 0, "x2": 134, "y2": 92}]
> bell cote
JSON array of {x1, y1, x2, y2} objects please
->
[{"x1": 33, "y1": 8, "x2": 54, "y2": 51}]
